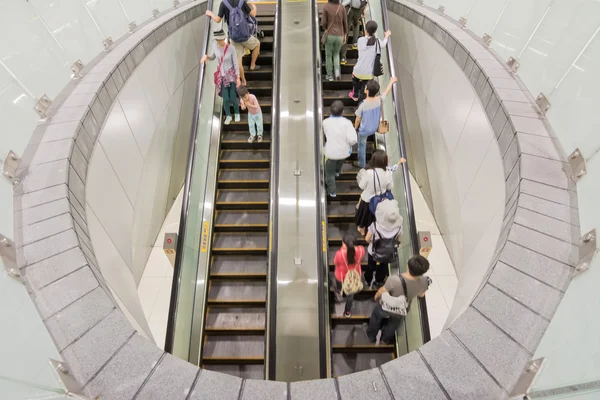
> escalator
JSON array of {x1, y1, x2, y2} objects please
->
[
  {"x1": 318, "y1": 8, "x2": 397, "y2": 376},
  {"x1": 200, "y1": 11, "x2": 275, "y2": 379}
]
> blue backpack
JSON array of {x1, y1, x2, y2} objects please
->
[
  {"x1": 358, "y1": 100, "x2": 382, "y2": 137},
  {"x1": 223, "y1": 0, "x2": 251, "y2": 43},
  {"x1": 369, "y1": 170, "x2": 394, "y2": 214}
]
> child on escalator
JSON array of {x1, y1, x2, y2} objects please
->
[{"x1": 237, "y1": 86, "x2": 263, "y2": 143}]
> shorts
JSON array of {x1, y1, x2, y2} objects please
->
[{"x1": 232, "y1": 36, "x2": 260, "y2": 61}]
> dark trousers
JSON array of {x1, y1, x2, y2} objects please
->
[
  {"x1": 364, "y1": 252, "x2": 389, "y2": 286},
  {"x1": 367, "y1": 303, "x2": 403, "y2": 344},
  {"x1": 330, "y1": 271, "x2": 354, "y2": 314},
  {"x1": 222, "y1": 84, "x2": 240, "y2": 117},
  {"x1": 325, "y1": 158, "x2": 345, "y2": 195},
  {"x1": 352, "y1": 76, "x2": 368, "y2": 103},
  {"x1": 340, "y1": 7, "x2": 362, "y2": 60}
]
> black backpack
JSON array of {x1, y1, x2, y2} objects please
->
[{"x1": 372, "y1": 222, "x2": 398, "y2": 263}]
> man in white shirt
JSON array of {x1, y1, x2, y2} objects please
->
[{"x1": 323, "y1": 100, "x2": 358, "y2": 197}]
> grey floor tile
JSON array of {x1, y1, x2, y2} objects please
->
[
  {"x1": 520, "y1": 154, "x2": 569, "y2": 190},
  {"x1": 135, "y1": 353, "x2": 199, "y2": 399},
  {"x1": 520, "y1": 179, "x2": 577, "y2": 207},
  {"x1": 473, "y1": 284, "x2": 548, "y2": 353},
  {"x1": 19, "y1": 198, "x2": 71, "y2": 228},
  {"x1": 291, "y1": 379, "x2": 338, "y2": 400},
  {"x1": 515, "y1": 207, "x2": 580, "y2": 245},
  {"x1": 508, "y1": 224, "x2": 577, "y2": 266},
  {"x1": 241, "y1": 379, "x2": 287, "y2": 400},
  {"x1": 450, "y1": 308, "x2": 532, "y2": 391},
  {"x1": 14, "y1": 184, "x2": 68, "y2": 211},
  {"x1": 61, "y1": 309, "x2": 134, "y2": 385},
  {"x1": 419, "y1": 331, "x2": 505, "y2": 399},
  {"x1": 489, "y1": 262, "x2": 562, "y2": 320},
  {"x1": 23, "y1": 247, "x2": 87, "y2": 291},
  {"x1": 34, "y1": 265, "x2": 98, "y2": 319},
  {"x1": 519, "y1": 193, "x2": 579, "y2": 226},
  {"x1": 189, "y1": 369, "x2": 242, "y2": 400},
  {"x1": 500, "y1": 241, "x2": 572, "y2": 291},
  {"x1": 337, "y1": 368, "x2": 392, "y2": 400},
  {"x1": 20, "y1": 159, "x2": 69, "y2": 194},
  {"x1": 517, "y1": 133, "x2": 562, "y2": 161},
  {"x1": 21, "y1": 213, "x2": 73, "y2": 246},
  {"x1": 381, "y1": 351, "x2": 446, "y2": 400},
  {"x1": 45, "y1": 287, "x2": 115, "y2": 351},
  {"x1": 85, "y1": 334, "x2": 163, "y2": 400},
  {"x1": 20, "y1": 229, "x2": 79, "y2": 267}
]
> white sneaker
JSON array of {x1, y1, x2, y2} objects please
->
[
  {"x1": 234, "y1": 113, "x2": 241, "y2": 122},
  {"x1": 257, "y1": 136, "x2": 263, "y2": 143},
  {"x1": 248, "y1": 136, "x2": 255, "y2": 143},
  {"x1": 224, "y1": 116, "x2": 232, "y2": 125}
]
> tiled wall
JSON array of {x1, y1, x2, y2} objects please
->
[
  {"x1": 85, "y1": 17, "x2": 205, "y2": 338},
  {"x1": 0, "y1": 0, "x2": 195, "y2": 239},
  {"x1": 390, "y1": 13, "x2": 505, "y2": 325}
]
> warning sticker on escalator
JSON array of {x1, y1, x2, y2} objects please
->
[{"x1": 201, "y1": 221, "x2": 209, "y2": 252}]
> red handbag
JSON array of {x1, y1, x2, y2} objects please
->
[{"x1": 213, "y1": 44, "x2": 229, "y2": 97}]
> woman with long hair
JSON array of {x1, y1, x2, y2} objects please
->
[
  {"x1": 332, "y1": 232, "x2": 365, "y2": 317},
  {"x1": 355, "y1": 150, "x2": 405, "y2": 235}
]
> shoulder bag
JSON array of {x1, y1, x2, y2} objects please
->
[
  {"x1": 377, "y1": 96, "x2": 389, "y2": 133},
  {"x1": 213, "y1": 44, "x2": 230, "y2": 97}
]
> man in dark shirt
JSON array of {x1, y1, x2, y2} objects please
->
[{"x1": 206, "y1": 0, "x2": 260, "y2": 85}]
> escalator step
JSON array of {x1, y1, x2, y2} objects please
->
[
  {"x1": 216, "y1": 189, "x2": 269, "y2": 209},
  {"x1": 331, "y1": 324, "x2": 382, "y2": 348},
  {"x1": 212, "y1": 232, "x2": 268, "y2": 251},
  {"x1": 334, "y1": 180, "x2": 361, "y2": 194},
  {"x1": 203, "y1": 335, "x2": 265, "y2": 360},
  {"x1": 332, "y1": 298, "x2": 376, "y2": 320},
  {"x1": 208, "y1": 281, "x2": 267, "y2": 303},
  {"x1": 218, "y1": 169, "x2": 270, "y2": 182},
  {"x1": 222, "y1": 131, "x2": 271, "y2": 142},
  {"x1": 327, "y1": 202, "x2": 358, "y2": 218},
  {"x1": 211, "y1": 255, "x2": 268, "y2": 275},
  {"x1": 215, "y1": 210, "x2": 269, "y2": 228},
  {"x1": 332, "y1": 353, "x2": 394, "y2": 377},
  {"x1": 206, "y1": 307, "x2": 266, "y2": 332},
  {"x1": 203, "y1": 364, "x2": 264, "y2": 380}
]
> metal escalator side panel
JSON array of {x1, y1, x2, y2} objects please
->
[
  {"x1": 265, "y1": 0, "x2": 282, "y2": 381},
  {"x1": 165, "y1": 0, "x2": 215, "y2": 359},
  {"x1": 366, "y1": 0, "x2": 432, "y2": 348},
  {"x1": 272, "y1": 0, "x2": 323, "y2": 382},
  {"x1": 311, "y1": 0, "x2": 332, "y2": 379}
]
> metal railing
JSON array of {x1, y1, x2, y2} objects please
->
[
  {"x1": 379, "y1": 0, "x2": 431, "y2": 344},
  {"x1": 311, "y1": 0, "x2": 332, "y2": 379},
  {"x1": 266, "y1": 0, "x2": 282, "y2": 380},
  {"x1": 164, "y1": 0, "x2": 214, "y2": 354}
]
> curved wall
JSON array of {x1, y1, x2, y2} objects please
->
[
  {"x1": 85, "y1": 13, "x2": 204, "y2": 338},
  {"x1": 390, "y1": 13, "x2": 505, "y2": 324}
]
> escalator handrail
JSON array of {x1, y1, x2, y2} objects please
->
[
  {"x1": 379, "y1": 0, "x2": 431, "y2": 344},
  {"x1": 266, "y1": 0, "x2": 282, "y2": 381},
  {"x1": 164, "y1": 0, "x2": 214, "y2": 354},
  {"x1": 311, "y1": 0, "x2": 331, "y2": 379}
]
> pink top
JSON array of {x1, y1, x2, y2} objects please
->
[{"x1": 241, "y1": 94, "x2": 261, "y2": 115}]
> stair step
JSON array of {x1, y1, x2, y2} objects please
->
[
  {"x1": 203, "y1": 335, "x2": 265, "y2": 359},
  {"x1": 215, "y1": 210, "x2": 269, "y2": 228},
  {"x1": 203, "y1": 364, "x2": 264, "y2": 379},
  {"x1": 327, "y1": 202, "x2": 357, "y2": 218},
  {"x1": 206, "y1": 307, "x2": 266, "y2": 332},
  {"x1": 211, "y1": 255, "x2": 268, "y2": 275},
  {"x1": 212, "y1": 232, "x2": 268, "y2": 252},
  {"x1": 216, "y1": 189, "x2": 269, "y2": 210},
  {"x1": 332, "y1": 353, "x2": 394, "y2": 377},
  {"x1": 208, "y1": 281, "x2": 267, "y2": 303}
]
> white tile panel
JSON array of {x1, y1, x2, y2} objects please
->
[
  {"x1": 99, "y1": 102, "x2": 144, "y2": 205},
  {"x1": 118, "y1": 74, "x2": 156, "y2": 158}
]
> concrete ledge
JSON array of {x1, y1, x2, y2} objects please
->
[{"x1": 11, "y1": 0, "x2": 580, "y2": 398}]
